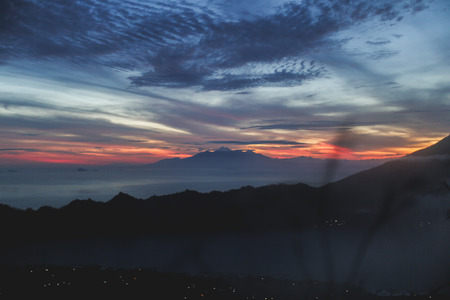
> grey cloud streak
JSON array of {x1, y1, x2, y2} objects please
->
[
  {"x1": 366, "y1": 39, "x2": 391, "y2": 46},
  {"x1": 329, "y1": 132, "x2": 412, "y2": 151},
  {"x1": 207, "y1": 140, "x2": 306, "y2": 145},
  {"x1": 243, "y1": 120, "x2": 383, "y2": 131},
  {"x1": 0, "y1": 110, "x2": 161, "y2": 147}
]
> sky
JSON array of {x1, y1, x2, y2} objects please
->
[{"x1": 1, "y1": 0, "x2": 449, "y2": 165}]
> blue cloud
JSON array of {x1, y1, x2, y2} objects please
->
[
  {"x1": 366, "y1": 38, "x2": 391, "y2": 45},
  {"x1": 0, "y1": 0, "x2": 432, "y2": 90}
]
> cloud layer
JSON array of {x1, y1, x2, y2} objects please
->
[{"x1": 0, "y1": 0, "x2": 431, "y2": 91}]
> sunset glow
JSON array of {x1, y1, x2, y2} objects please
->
[{"x1": 0, "y1": 0, "x2": 449, "y2": 166}]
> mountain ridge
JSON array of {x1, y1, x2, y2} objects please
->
[
  {"x1": 408, "y1": 134, "x2": 450, "y2": 157},
  {"x1": 0, "y1": 135, "x2": 449, "y2": 244},
  {"x1": 148, "y1": 146, "x2": 392, "y2": 189},
  {"x1": 153, "y1": 147, "x2": 391, "y2": 166}
]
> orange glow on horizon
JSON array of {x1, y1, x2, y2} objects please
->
[
  {"x1": 252, "y1": 143, "x2": 408, "y2": 160},
  {"x1": 0, "y1": 145, "x2": 192, "y2": 165},
  {"x1": 0, "y1": 138, "x2": 435, "y2": 165}
]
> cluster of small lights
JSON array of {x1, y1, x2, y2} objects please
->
[
  {"x1": 26, "y1": 267, "x2": 144, "y2": 290},
  {"x1": 327, "y1": 219, "x2": 346, "y2": 227},
  {"x1": 375, "y1": 289, "x2": 435, "y2": 297},
  {"x1": 418, "y1": 220, "x2": 432, "y2": 228},
  {"x1": 43, "y1": 281, "x2": 71, "y2": 288},
  {"x1": 29, "y1": 268, "x2": 73, "y2": 288},
  {"x1": 9, "y1": 266, "x2": 439, "y2": 299},
  {"x1": 117, "y1": 274, "x2": 138, "y2": 286},
  {"x1": 316, "y1": 219, "x2": 347, "y2": 228},
  {"x1": 182, "y1": 282, "x2": 291, "y2": 299}
]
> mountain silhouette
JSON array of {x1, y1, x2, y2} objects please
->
[
  {"x1": 0, "y1": 135, "x2": 449, "y2": 246},
  {"x1": 152, "y1": 147, "x2": 274, "y2": 169},
  {"x1": 148, "y1": 147, "x2": 390, "y2": 188},
  {"x1": 215, "y1": 146, "x2": 233, "y2": 152},
  {"x1": 408, "y1": 134, "x2": 450, "y2": 157}
]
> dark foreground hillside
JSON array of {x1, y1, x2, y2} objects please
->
[{"x1": 0, "y1": 183, "x2": 320, "y2": 250}]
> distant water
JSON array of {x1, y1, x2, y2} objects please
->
[
  {"x1": 0, "y1": 167, "x2": 288, "y2": 208},
  {"x1": 0, "y1": 159, "x2": 387, "y2": 209},
  {"x1": 3, "y1": 227, "x2": 450, "y2": 292},
  {"x1": 0, "y1": 166, "x2": 309, "y2": 208}
]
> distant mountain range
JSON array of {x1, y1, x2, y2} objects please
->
[
  {"x1": 152, "y1": 147, "x2": 273, "y2": 168},
  {"x1": 0, "y1": 135, "x2": 449, "y2": 247},
  {"x1": 144, "y1": 146, "x2": 391, "y2": 188},
  {"x1": 152, "y1": 146, "x2": 388, "y2": 171}
]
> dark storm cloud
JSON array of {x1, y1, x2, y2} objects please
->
[
  {"x1": 207, "y1": 140, "x2": 305, "y2": 145},
  {"x1": 0, "y1": 0, "x2": 431, "y2": 90}
]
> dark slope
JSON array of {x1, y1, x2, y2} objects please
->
[
  {"x1": 409, "y1": 134, "x2": 450, "y2": 157},
  {"x1": 325, "y1": 158, "x2": 450, "y2": 211},
  {"x1": 141, "y1": 183, "x2": 318, "y2": 231},
  {"x1": 0, "y1": 183, "x2": 319, "y2": 251},
  {"x1": 325, "y1": 135, "x2": 450, "y2": 219}
]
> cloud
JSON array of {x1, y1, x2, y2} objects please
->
[
  {"x1": 133, "y1": 67, "x2": 325, "y2": 91},
  {"x1": 207, "y1": 140, "x2": 305, "y2": 145},
  {"x1": 367, "y1": 50, "x2": 399, "y2": 60},
  {"x1": 0, "y1": 110, "x2": 157, "y2": 146},
  {"x1": 0, "y1": 0, "x2": 432, "y2": 90},
  {"x1": 329, "y1": 132, "x2": 413, "y2": 151},
  {"x1": 0, "y1": 0, "x2": 217, "y2": 64},
  {"x1": 243, "y1": 120, "x2": 381, "y2": 131},
  {"x1": 366, "y1": 38, "x2": 391, "y2": 45},
  {"x1": 129, "y1": 0, "x2": 412, "y2": 90},
  {"x1": 0, "y1": 148, "x2": 38, "y2": 152}
]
